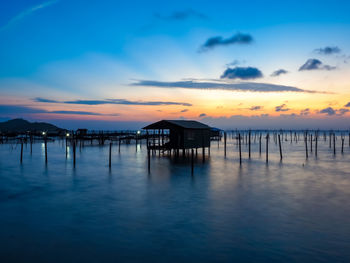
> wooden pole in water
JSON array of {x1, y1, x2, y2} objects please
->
[
  {"x1": 310, "y1": 134, "x2": 313, "y2": 153},
  {"x1": 191, "y1": 149, "x2": 194, "y2": 175},
  {"x1": 315, "y1": 133, "x2": 318, "y2": 157},
  {"x1": 238, "y1": 133, "x2": 242, "y2": 165},
  {"x1": 109, "y1": 142, "x2": 112, "y2": 168},
  {"x1": 333, "y1": 133, "x2": 336, "y2": 155},
  {"x1": 65, "y1": 135, "x2": 68, "y2": 159},
  {"x1": 118, "y1": 137, "x2": 121, "y2": 153},
  {"x1": 341, "y1": 137, "x2": 344, "y2": 154},
  {"x1": 20, "y1": 140, "x2": 23, "y2": 164},
  {"x1": 73, "y1": 141, "x2": 76, "y2": 167},
  {"x1": 248, "y1": 130, "x2": 251, "y2": 159},
  {"x1": 44, "y1": 136, "x2": 48, "y2": 164},
  {"x1": 30, "y1": 135, "x2": 33, "y2": 155},
  {"x1": 224, "y1": 132, "x2": 227, "y2": 157},
  {"x1": 278, "y1": 134, "x2": 282, "y2": 160},
  {"x1": 266, "y1": 133, "x2": 269, "y2": 163},
  {"x1": 147, "y1": 142, "x2": 150, "y2": 173},
  {"x1": 259, "y1": 133, "x2": 262, "y2": 155},
  {"x1": 305, "y1": 133, "x2": 308, "y2": 159}
]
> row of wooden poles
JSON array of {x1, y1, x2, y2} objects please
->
[{"x1": 16, "y1": 130, "x2": 350, "y2": 175}]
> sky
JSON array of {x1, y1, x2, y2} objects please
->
[{"x1": 1, "y1": 0, "x2": 350, "y2": 129}]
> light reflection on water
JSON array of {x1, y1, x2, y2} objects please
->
[{"x1": 0, "y1": 136, "x2": 350, "y2": 262}]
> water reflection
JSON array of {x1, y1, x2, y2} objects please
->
[{"x1": 0, "y1": 137, "x2": 350, "y2": 262}]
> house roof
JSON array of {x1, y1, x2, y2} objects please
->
[{"x1": 143, "y1": 120, "x2": 210, "y2": 130}]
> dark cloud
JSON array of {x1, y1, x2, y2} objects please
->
[
  {"x1": 34, "y1": 98, "x2": 192, "y2": 107},
  {"x1": 319, "y1": 107, "x2": 336, "y2": 116},
  {"x1": 249, "y1": 106, "x2": 263, "y2": 111},
  {"x1": 221, "y1": 67, "x2": 263, "y2": 80},
  {"x1": 200, "y1": 33, "x2": 253, "y2": 52},
  {"x1": 300, "y1": 108, "x2": 310, "y2": 116},
  {"x1": 337, "y1": 108, "x2": 349, "y2": 116},
  {"x1": 51, "y1": 110, "x2": 119, "y2": 116},
  {"x1": 314, "y1": 46, "x2": 341, "y2": 55},
  {"x1": 180, "y1": 109, "x2": 189, "y2": 112},
  {"x1": 199, "y1": 113, "x2": 207, "y2": 118},
  {"x1": 344, "y1": 102, "x2": 350, "y2": 107},
  {"x1": 132, "y1": 80, "x2": 325, "y2": 93},
  {"x1": 0, "y1": 105, "x2": 119, "y2": 116},
  {"x1": 155, "y1": 9, "x2": 208, "y2": 21},
  {"x1": 299, "y1": 59, "x2": 336, "y2": 71},
  {"x1": 275, "y1": 104, "x2": 290, "y2": 112},
  {"x1": 271, "y1": 69, "x2": 288, "y2": 77}
]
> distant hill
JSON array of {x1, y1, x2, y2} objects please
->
[{"x1": 0, "y1": 119, "x2": 64, "y2": 133}]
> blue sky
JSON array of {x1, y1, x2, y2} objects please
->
[{"x1": 1, "y1": 0, "x2": 350, "y2": 129}]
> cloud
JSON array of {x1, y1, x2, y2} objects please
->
[
  {"x1": 154, "y1": 9, "x2": 208, "y2": 21},
  {"x1": 344, "y1": 102, "x2": 350, "y2": 107},
  {"x1": 200, "y1": 33, "x2": 253, "y2": 52},
  {"x1": 0, "y1": 105, "x2": 119, "y2": 117},
  {"x1": 34, "y1": 97, "x2": 192, "y2": 106},
  {"x1": 132, "y1": 80, "x2": 326, "y2": 93},
  {"x1": 199, "y1": 113, "x2": 207, "y2": 118},
  {"x1": 299, "y1": 59, "x2": 336, "y2": 71},
  {"x1": 0, "y1": 0, "x2": 59, "y2": 32},
  {"x1": 249, "y1": 106, "x2": 263, "y2": 111},
  {"x1": 50, "y1": 110, "x2": 119, "y2": 116},
  {"x1": 221, "y1": 67, "x2": 263, "y2": 80},
  {"x1": 275, "y1": 104, "x2": 290, "y2": 112},
  {"x1": 226, "y1": 59, "x2": 245, "y2": 67},
  {"x1": 314, "y1": 46, "x2": 341, "y2": 55},
  {"x1": 319, "y1": 107, "x2": 336, "y2": 116},
  {"x1": 271, "y1": 69, "x2": 288, "y2": 77},
  {"x1": 337, "y1": 108, "x2": 349, "y2": 116},
  {"x1": 300, "y1": 108, "x2": 310, "y2": 116},
  {"x1": 180, "y1": 109, "x2": 189, "y2": 112}
]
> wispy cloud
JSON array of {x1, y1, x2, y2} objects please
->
[
  {"x1": 0, "y1": 105, "x2": 119, "y2": 116},
  {"x1": 299, "y1": 58, "x2": 336, "y2": 71},
  {"x1": 314, "y1": 46, "x2": 341, "y2": 55},
  {"x1": 275, "y1": 104, "x2": 290, "y2": 112},
  {"x1": 154, "y1": 9, "x2": 208, "y2": 21},
  {"x1": 131, "y1": 79, "x2": 327, "y2": 93},
  {"x1": 0, "y1": 0, "x2": 59, "y2": 32},
  {"x1": 319, "y1": 107, "x2": 336, "y2": 116},
  {"x1": 199, "y1": 33, "x2": 253, "y2": 52},
  {"x1": 271, "y1": 69, "x2": 288, "y2": 77},
  {"x1": 34, "y1": 98, "x2": 192, "y2": 106},
  {"x1": 249, "y1": 106, "x2": 263, "y2": 111}
]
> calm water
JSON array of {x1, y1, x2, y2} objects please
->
[{"x1": 1, "y1": 135, "x2": 350, "y2": 262}]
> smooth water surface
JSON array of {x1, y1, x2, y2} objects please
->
[{"x1": 1, "y1": 135, "x2": 350, "y2": 262}]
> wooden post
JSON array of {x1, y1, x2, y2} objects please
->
[
  {"x1": 65, "y1": 136, "x2": 68, "y2": 159},
  {"x1": 224, "y1": 132, "x2": 227, "y2": 157},
  {"x1": 44, "y1": 136, "x2": 48, "y2": 164},
  {"x1": 333, "y1": 133, "x2": 336, "y2": 155},
  {"x1": 191, "y1": 149, "x2": 194, "y2": 175},
  {"x1": 109, "y1": 142, "x2": 112, "y2": 168},
  {"x1": 259, "y1": 133, "x2": 262, "y2": 155},
  {"x1": 20, "y1": 140, "x2": 23, "y2": 164},
  {"x1": 238, "y1": 133, "x2": 242, "y2": 165},
  {"x1": 278, "y1": 134, "x2": 282, "y2": 160},
  {"x1": 147, "y1": 142, "x2": 151, "y2": 173},
  {"x1": 73, "y1": 141, "x2": 76, "y2": 167},
  {"x1": 305, "y1": 134, "x2": 308, "y2": 159},
  {"x1": 266, "y1": 133, "x2": 269, "y2": 163},
  {"x1": 248, "y1": 130, "x2": 251, "y2": 159},
  {"x1": 30, "y1": 136, "x2": 33, "y2": 155},
  {"x1": 315, "y1": 133, "x2": 318, "y2": 157},
  {"x1": 310, "y1": 134, "x2": 313, "y2": 153},
  {"x1": 341, "y1": 137, "x2": 344, "y2": 154},
  {"x1": 118, "y1": 137, "x2": 121, "y2": 153}
]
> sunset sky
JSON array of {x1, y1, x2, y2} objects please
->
[{"x1": 1, "y1": 0, "x2": 350, "y2": 129}]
